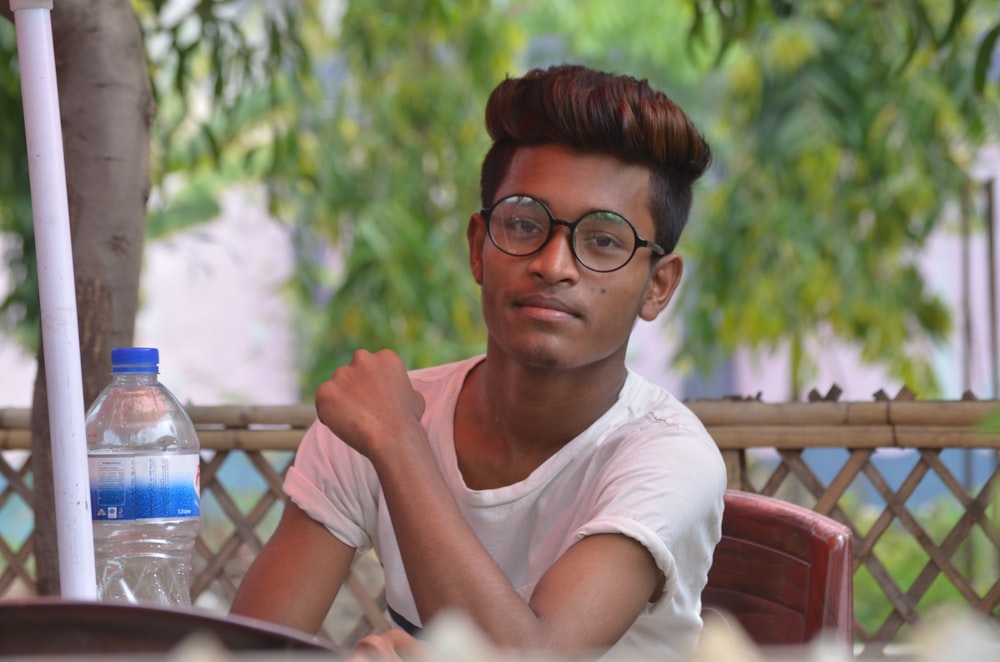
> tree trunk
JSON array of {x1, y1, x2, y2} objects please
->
[{"x1": 23, "y1": 0, "x2": 152, "y2": 595}]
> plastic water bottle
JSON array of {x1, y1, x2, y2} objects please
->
[{"x1": 86, "y1": 347, "x2": 201, "y2": 606}]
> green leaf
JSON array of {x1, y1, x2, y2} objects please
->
[
  {"x1": 146, "y1": 181, "x2": 222, "y2": 239},
  {"x1": 974, "y1": 23, "x2": 1000, "y2": 93}
]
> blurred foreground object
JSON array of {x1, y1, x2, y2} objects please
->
[{"x1": 0, "y1": 598, "x2": 336, "y2": 655}]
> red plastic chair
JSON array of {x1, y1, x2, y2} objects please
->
[{"x1": 702, "y1": 490, "x2": 854, "y2": 646}]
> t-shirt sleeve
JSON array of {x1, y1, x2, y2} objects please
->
[
  {"x1": 574, "y1": 423, "x2": 726, "y2": 611},
  {"x1": 283, "y1": 420, "x2": 380, "y2": 552}
]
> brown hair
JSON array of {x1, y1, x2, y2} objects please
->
[{"x1": 480, "y1": 64, "x2": 712, "y2": 254}]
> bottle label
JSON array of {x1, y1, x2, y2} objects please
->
[{"x1": 89, "y1": 454, "x2": 201, "y2": 520}]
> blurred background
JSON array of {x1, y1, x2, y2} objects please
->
[
  {"x1": 2, "y1": 2, "x2": 1000, "y2": 646},
  {"x1": 1, "y1": 0, "x2": 999, "y2": 406}
]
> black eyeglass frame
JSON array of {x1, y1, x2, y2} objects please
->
[{"x1": 479, "y1": 194, "x2": 666, "y2": 273}]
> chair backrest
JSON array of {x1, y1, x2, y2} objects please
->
[{"x1": 702, "y1": 490, "x2": 854, "y2": 646}]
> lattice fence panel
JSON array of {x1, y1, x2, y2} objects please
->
[
  {"x1": 734, "y1": 445, "x2": 1000, "y2": 655},
  {"x1": 0, "y1": 450, "x2": 35, "y2": 598},
  {"x1": 2, "y1": 399, "x2": 999, "y2": 654}
]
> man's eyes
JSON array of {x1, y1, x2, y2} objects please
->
[
  {"x1": 579, "y1": 230, "x2": 627, "y2": 250},
  {"x1": 506, "y1": 216, "x2": 546, "y2": 233}
]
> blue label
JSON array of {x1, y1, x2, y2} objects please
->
[{"x1": 89, "y1": 454, "x2": 200, "y2": 521}]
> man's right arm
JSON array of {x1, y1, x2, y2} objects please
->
[{"x1": 230, "y1": 499, "x2": 356, "y2": 634}]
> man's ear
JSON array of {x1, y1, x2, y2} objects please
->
[
  {"x1": 468, "y1": 213, "x2": 486, "y2": 285},
  {"x1": 639, "y1": 253, "x2": 683, "y2": 321}
]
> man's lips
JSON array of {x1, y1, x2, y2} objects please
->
[{"x1": 513, "y1": 295, "x2": 582, "y2": 319}]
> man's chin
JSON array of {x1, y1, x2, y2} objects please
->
[{"x1": 509, "y1": 343, "x2": 569, "y2": 370}]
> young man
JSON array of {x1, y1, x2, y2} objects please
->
[{"x1": 231, "y1": 64, "x2": 726, "y2": 660}]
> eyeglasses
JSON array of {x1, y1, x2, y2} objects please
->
[{"x1": 480, "y1": 194, "x2": 665, "y2": 273}]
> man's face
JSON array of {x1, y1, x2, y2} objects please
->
[{"x1": 468, "y1": 144, "x2": 682, "y2": 372}]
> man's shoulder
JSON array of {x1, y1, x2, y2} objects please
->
[
  {"x1": 616, "y1": 371, "x2": 719, "y2": 451},
  {"x1": 621, "y1": 370, "x2": 697, "y2": 421}
]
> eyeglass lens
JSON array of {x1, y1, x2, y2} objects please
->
[{"x1": 487, "y1": 196, "x2": 641, "y2": 272}]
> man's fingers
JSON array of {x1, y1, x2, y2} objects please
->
[{"x1": 349, "y1": 628, "x2": 422, "y2": 661}]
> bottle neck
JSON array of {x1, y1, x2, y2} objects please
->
[{"x1": 112, "y1": 372, "x2": 159, "y2": 384}]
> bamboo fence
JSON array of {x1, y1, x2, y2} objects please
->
[{"x1": 1, "y1": 392, "x2": 998, "y2": 654}]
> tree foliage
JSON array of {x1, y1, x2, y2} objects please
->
[
  {"x1": 3, "y1": 1, "x2": 519, "y2": 395},
  {"x1": 133, "y1": 0, "x2": 318, "y2": 238},
  {"x1": 259, "y1": 1, "x2": 519, "y2": 391},
  {"x1": 679, "y1": 0, "x2": 1000, "y2": 397},
  {"x1": 0, "y1": 19, "x2": 36, "y2": 350},
  {"x1": 2, "y1": 0, "x2": 999, "y2": 401}
]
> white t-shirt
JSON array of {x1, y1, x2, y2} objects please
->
[{"x1": 285, "y1": 355, "x2": 726, "y2": 659}]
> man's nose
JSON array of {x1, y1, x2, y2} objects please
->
[{"x1": 529, "y1": 225, "x2": 580, "y2": 282}]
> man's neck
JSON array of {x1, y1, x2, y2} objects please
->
[{"x1": 453, "y1": 353, "x2": 627, "y2": 489}]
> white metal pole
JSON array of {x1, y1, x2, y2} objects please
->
[{"x1": 11, "y1": 0, "x2": 97, "y2": 600}]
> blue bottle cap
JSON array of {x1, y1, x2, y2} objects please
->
[{"x1": 111, "y1": 347, "x2": 159, "y2": 374}]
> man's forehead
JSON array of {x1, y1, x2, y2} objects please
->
[{"x1": 499, "y1": 145, "x2": 654, "y2": 225}]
